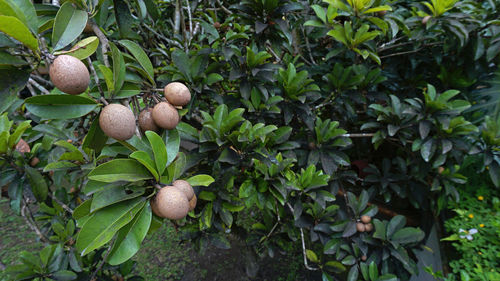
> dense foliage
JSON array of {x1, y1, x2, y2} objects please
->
[{"x1": 1, "y1": 0, "x2": 500, "y2": 280}]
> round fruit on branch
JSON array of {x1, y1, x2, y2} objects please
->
[
  {"x1": 152, "y1": 102, "x2": 180, "y2": 130},
  {"x1": 164, "y1": 82, "x2": 191, "y2": 106},
  {"x1": 173, "y1": 180, "x2": 194, "y2": 201},
  {"x1": 99, "y1": 104, "x2": 136, "y2": 141},
  {"x1": 151, "y1": 186, "x2": 190, "y2": 220},
  {"x1": 139, "y1": 108, "x2": 159, "y2": 132},
  {"x1": 49, "y1": 55, "x2": 90, "y2": 95}
]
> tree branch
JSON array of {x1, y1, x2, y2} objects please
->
[
  {"x1": 216, "y1": 0, "x2": 232, "y2": 15},
  {"x1": 89, "y1": 20, "x2": 110, "y2": 67},
  {"x1": 21, "y1": 200, "x2": 49, "y2": 243},
  {"x1": 48, "y1": 193, "x2": 73, "y2": 215},
  {"x1": 89, "y1": 240, "x2": 114, "y2": 281},
  {"x1": 28, "y1": 78, "x2": 50, "y2": 95}
]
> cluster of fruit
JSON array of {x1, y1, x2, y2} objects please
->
[
  {"x1": 356, "y1": 215, "x2": 373, "y2": 233},
  {"x1": 151, "y1": 180, "x2": 197, "y2": 220},
  {"x1": 48, "y1": 55, "x2": 196, "y2": 219}
]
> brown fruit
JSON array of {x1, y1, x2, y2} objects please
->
[
  {"x1": 356, "y1": 222, "x2": 366, "y2": 232},
  {"x1": 377, "y1": 10, "x2": 387, "y2": 17},
  {"x1": 138, "y1": 108, "x2": 159, "y2": 132},
  {"x1": 152, "y1": 102, "x2": 179, "y2": 130},
  {"x1": 30, "y1": 157, "x2": 40, "y2": 167},
  {"x1": 189, "y1": 194, "x2": 197, "y2": 211},
  {"x1": 361, "y1": 215, "x2": 371, "y2": 224},
  {"x1": 365, "y1": 223, "x2": 373, "y2": 232},
  {"x1": 151, "y1": 186, "x2": 190, "y2": 220},
  {"x1": 422, "y1": 15, "x2": 432, "y2": 25},
  {"x1": 213, "y1": 22, "x2": 221, "y2": 29},
  {"x1": 83, "y1": 23, "x2": 94, "y2": 33},
  {"x1": 361, "y1": 255, "x2": 367, "y2": 261},
  {"x1": 438, "y1": 166, "x2": 445, "y2": 174},
  {"x1": 99, "y1": 104, "x2": 136, "y2": 141},
  {"x1": 49, "y1": 55, "x2": 90, "y2": 95},
  {"x1": 173, "y1": 179, "x2": 194, "y2": 201},
  {"x1": 15, "y1": 139, "x2": 30, "y2": 154},
  {"x1": 164, "y1": 82, "x2": 191, "y2": 106}
]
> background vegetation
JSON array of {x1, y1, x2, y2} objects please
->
[{"x1": 1, "y1": 0, "x2": 500, "y2": 280}]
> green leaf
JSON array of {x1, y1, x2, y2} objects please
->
[
  {"x1": 110, "y1": 42, "x2": 125, "y2": 94},
  {"x1": 0, "y1": 51, "x2": 27, "y2": 66},
  {"x1": 306, "y1": 249, "x2": 318, "y2": 263},
  {"x1": 390, "y1": 227, "x2": 425, "y2": 244},
  {"x1": 347, "y1": 266, "x2": 359, "y2": 281},
  {"x1": 369, "y1": 261, "x2": 378, "y2": 280},
  {"x1": 113, "y1": 0, "x2": 135, "y2": 39},
  {"x1": 146, "y1": 131, "x2": 167, "y2": 176},
  {"x1": 43, "y1": 161, "x2": 78, "y2": 172},
  {"x1": 25, "y1": 166, "x2": 48, "y2": 201},
  {"x1": 91, "y1": 185, "x2": 145, "y2": 212},
  {"x1": 98, "y1": 64, "x2": 114, "y2": 93},
  {"x1": 76, "y1": 198, "x2": 145, "y2": 255},
  {"x1": 51, "y1": 270, "x2": 77, "y2": 281},
  {"x1": 119, "y1": 39, "x2": 154, "y2": 84},
  {"x1": 88, "y1": 159, "x2": 153, "y2": 182},
  {"x1": 8, "y1": 120, "x2": 30, "y2": 148},
  {"x1": 107, "y1": 202, "x2": 152, "y2": 265},
  {"x1": 24, "y1": 95, "x2": 98, "y2": 119},
  {"x1": 51, "y1": 2, "x2": 87, "y2": 50},
  {"x1": 186, "y1": 175, "x2": 214, "y2": 187},
  {"x1": 0, "y1": 15, "x2": 38, "y2": 53},
  {"x1": 82, "y1": 116, "x2": 108, "y2": 155},
  {"x1": 204, "y1": 73, "x2": 223, "y2": 85},
  {"x1": 163, "y1": 129, "x2": 180, "y2": 167},
  {"x1": 0, "y1": 0, "x2": 38, "y2": 34},
  {"x1": 130, "y1": 151, "x2": 159, "y2": 181},
  {"x1": 198, "y1": 191, "x2": 216, "y2": 201},
  {"x1": 54, "y1": 36, "x2": 99, "y2": 60}
]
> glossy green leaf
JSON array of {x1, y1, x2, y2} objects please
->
[
  {"x1": 163, "y1": 128, "x2": 180, "y2": 167},
  {"x1": 97, "y1": 64, "x2": 114, "y2": 93},
  {"x1": 25, "y1": 166, "x2": 48, "y2": 201},
  {"x1": 76, "y1": 197, "x2": 145, "y2": 255},
  {"x1": 24, "y1": 95, "x2": 98, "y2": 119},
  {"x1": 119, "y1": 39, "x2": 154, "y2": 84},
  {"x1": 0, "y1": 15, "x2": 38, "y2": 52},
  {"x1": 130, "y1": 150, "x2": 159, "y2": 181},
  {"x1": 110, "y1": 42, "x2": 125, "y2": 93},
  {"x1": 54, "y1": 36, "x2": 99, "y2": 60},
  {"x1": 82, "y1": 116, "x2": 108, "y2": 155},
  {"x1": 198, "y1": 191, "x2": 216, "y2": 201},
  {"x1": 107, "y1": 203, "x2": 151, "y2": 265},
  {"x1": 88, "y1": 159, "x2": 153, "y2": 182},
  {"x1": 0, "y1": 51, "x2": 27, "y2": 66},
  {"x1": 51, "y1": 270, "x2": 77, "y2": 281},
  {"x1": 43, "y1": 161, "x2": 78, "y2": 172},
  {"x1": 391, "y1": 227, "x2": 425, "y2": 244},
  {"x1": 8, "y1": 120, "x2": 30, "y2": 148},
  {"x1": 146, "y1": 131, "x2": 167, "y2": 175},
  {"x1": 91, "y1": 185, "x2": 145, "y2": 212},
  {"x1": 186, "y1": 175, "x2": 214, "y2": 187},
  {"x1": 51, "y1": 2, "x2": 87, "y2": 50}
]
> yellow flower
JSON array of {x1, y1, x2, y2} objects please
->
[
  {"x1": 480, "y1": 224, "x2": 485, "y2": 228},
  {"x1": 468, "y1": 214, "x2": 474, "y2": 219},
  {"x1": 478, "y1": 196, "x2": 484, "y2": 201},
  {"x1": 479, "y1": 252, "x2": 482, "y2": 255}
]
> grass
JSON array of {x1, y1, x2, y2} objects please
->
[{"x1": 0, "y1": 199, "x2": 43, "y2": 280}]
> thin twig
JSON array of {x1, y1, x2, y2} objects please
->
[
  {"x1": 142, "y1": 24, "x2": 183, "y2": 48},
  {"x1": 185, "y1": 0, "x2": 193, "y2": 45},
  {"x1": 28, "y1": 78, "x2": 50, "y2": 95},
  {"x1": 215, "y1": 0, "x2": 232, "y2": 15},
  {"x1": 87, "y1": 57, "x2": 106, "y2": 98},
  {"x1": 174, "y1": 0, "x2": 181, "y2": 34},
  {"x1": 100, "y1": 97, "x2": 109, "y2": 106},
  {"x1": 89, "y1": 240, "x2": 114, "y2": 281},
  {"x1": 379, "y1": 42, "x2": 443, "y2": 59},
  {"x1": 89, "y1": 20, "x2": 110, "y2": 67},
  {"x1": 30, "y1": 74, "x2": 52, "y2": 86},
  {"x1": 301, "y1": 27, "x2": 316, "y2": 65},
  {"x1": 154, "y1": 184, "x2": 162, "y2": 190},
  {"x1": 21, "y1": 200, "x2": 49, "y2": 243},
  {"x1": 286, "y1": 203, "x2": 320, "y2": 271},
  {"x1": 341, "y1": 133, "x2": 375, "y2": 138},
  {"x1": 26, "y1": 83, "x2": 37, "y2": 96},
  {"x1": 48, "y1": 193, "x2": 73, "y2": 215}
]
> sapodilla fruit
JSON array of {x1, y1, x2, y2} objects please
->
[
  {"x1": 99, "y1": 104, "x2": 136, "y2": 141},
  {"x1": 151, "y1": 186, "x2": 190, "y2": 220},
  {"x1": 361, "y1": 215, "x2": 371, "y2": 224},
  {"x1": 422, "y1": 15, "x2": 432, "y2": 25},
  {"x1": 152, "y1": 102, "x2": 179, "y2": 130},
  {"x1": 138, "y1": 108, "x2": 159, "y2": 132},
  {"x1": 173, "y1": 180, "x2": 194, "y2": 200},
  {"x1": 356, "y1": 222, "x2": 366, "y2": 232},
  {"x1": 365, "y1": 223, "x2": 373, "y2": 232},
  {"x1": 189, "y1": 194, "x2": 197, "y2": 211},
  {"x1": 49, "y1": 55, "x2": 90, "y2": 95},
  {"x1": 164, "y1": 82, "x2": 191, "y2": 106}
]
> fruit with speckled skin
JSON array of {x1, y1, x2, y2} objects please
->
[
  {"x1": 356, "y1": 222, "x2": 365, "y2": 232},
  {"x1": 151, "y1": 186, "x2": 190, "y2": 219},
  {"x1": 361, "y1": 215, "x2": 371, "y2": 223},
  {"x1": 164, "y1": 82, "x2": 191, "y2": 106},
  {"x1": 49, "y1": 55, "x2": 90, "y2": 95},
  {"x1": 99, "y1": 104, "x2": 136, "y2": 140},
  {"x1": 138, "y1": 108, "x2": 159, "y2": 132},
  {"x1": 173, "y1": 180, "x2": 194, "y2": 200},
  {"x1": 189, "y1": 194, "x2": 197, "y2": 211},
  {"x1": 364, "y1": 223, "x2": 373, "y2": 232},
  {"x1": 152, "y1": 102, "x2": 179, "y2": 129}
]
